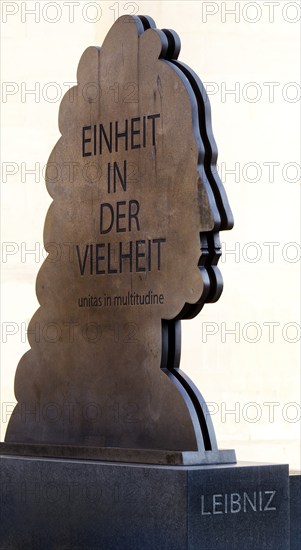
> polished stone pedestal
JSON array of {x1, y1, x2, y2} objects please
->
[{"x1": 0, "y1": 456, "x2": 290, "y2": 549}]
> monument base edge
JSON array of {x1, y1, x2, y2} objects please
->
[{"x1": 0, "y1": 441, "x2": 236, "y2": 465}]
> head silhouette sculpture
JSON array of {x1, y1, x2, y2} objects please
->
[{"x1": 5, "y1": 16, "x2": 234, "y2": 457}]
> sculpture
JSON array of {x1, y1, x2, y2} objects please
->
[{"x1": 5, "y1": 16, "x2": 234, "y2": 462}]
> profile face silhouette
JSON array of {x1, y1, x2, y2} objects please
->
[{"x1": 5, "y1": 16, "x2": 232, "y2": 452}]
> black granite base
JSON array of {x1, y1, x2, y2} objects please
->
[
  {"x1": 0, "y1": 456, "x2": 290, "y2": 550},
  {"x1": 290, "y1": 473, "x2": 301, "y2": 550}
]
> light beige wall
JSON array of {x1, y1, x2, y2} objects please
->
[{"x1": 1, "y1": 0, "x2": 300, "y2": 469}]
